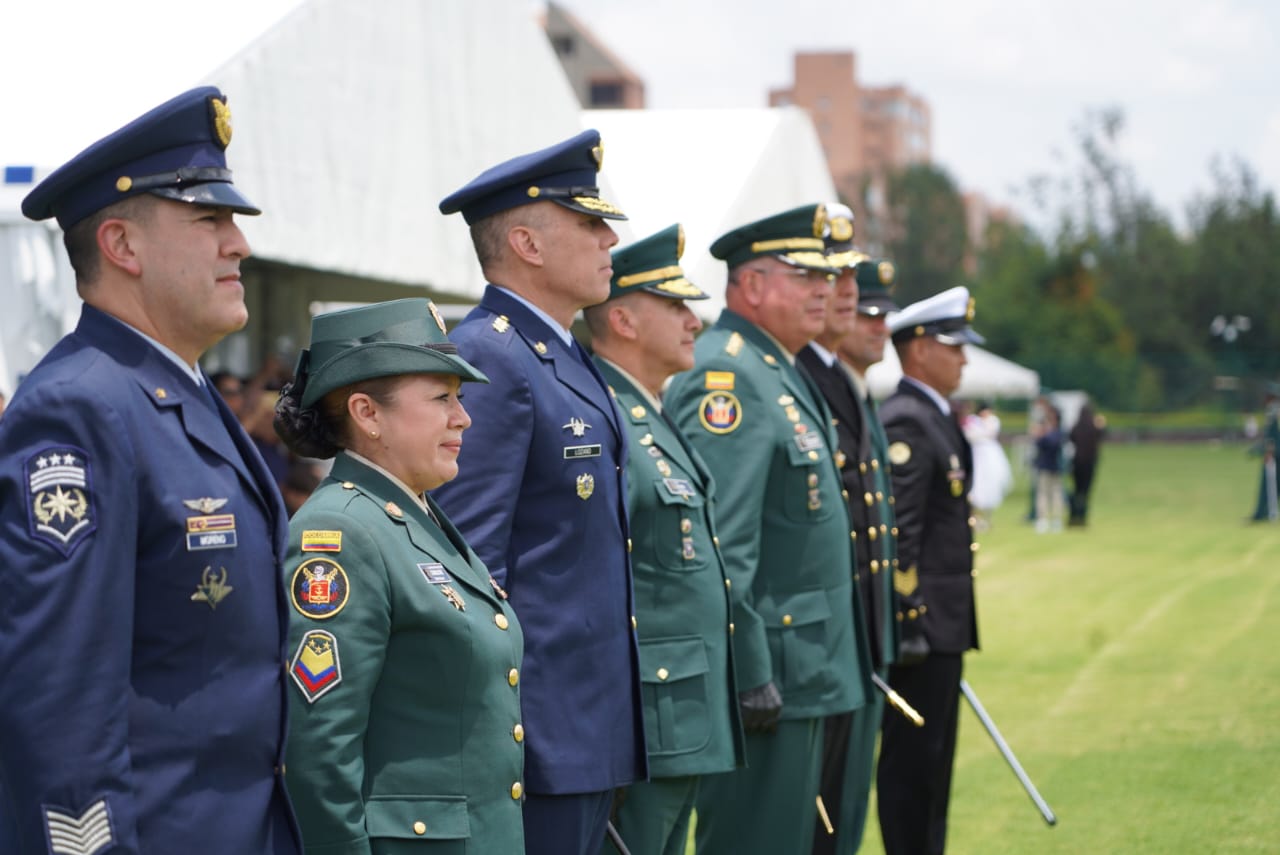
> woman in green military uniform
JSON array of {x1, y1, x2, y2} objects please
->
[{"x1": 274, "y1": 299, "x2": 526, "y2": 854}]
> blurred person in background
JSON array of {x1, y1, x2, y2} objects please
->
[
  {"x1": 1033, "y1": 406, "x2": 1065, "y2": 533},
  {"x1": 963, "y1": 400, "x2": 1013, "y2": 531},
  {"x1": 1068, "y1": 398, "x2": 1107, "y2": 527}
]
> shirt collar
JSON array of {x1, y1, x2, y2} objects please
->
[
  {"x1": 807, "y1": 341, "x2": 838, "y2": 367},
  {"x1": 598, "y1": 356, "x2": 663, "y2": 414},
  {"x1": 344, "y1": 449, "x2": 429, "y2": 512},
  {"x1": 903, "y1": 375, "x2": 951, "y2": 415},
  {"x1": 123, "y1": 325, "x2": 204, "y2": 386},
  {"x1": 493, "y1": 286, "x2": 574, "y2": 346}
]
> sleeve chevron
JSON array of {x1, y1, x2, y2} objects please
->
[{"x1": 43, "y1": 799, "x2": 115, "y2": 855}]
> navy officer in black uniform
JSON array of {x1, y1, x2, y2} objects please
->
[
  {"x1": 0, "y1": 88, "x2": 301, "y2": 855},
  {"x1": 875, "y1": 286, "x2": 983, "y2": 855}
]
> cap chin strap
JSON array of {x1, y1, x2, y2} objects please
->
[{"x1": 120, "y1": 166, "x2": 233, "y2": 193}]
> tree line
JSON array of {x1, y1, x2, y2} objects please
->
[{"x1": 862, "y1": 108, "x2": 1280, "y2": 411}]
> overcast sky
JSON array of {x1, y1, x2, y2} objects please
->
[{"x1": 3, "y1": 0, "x2": 1275, "y2": 224}]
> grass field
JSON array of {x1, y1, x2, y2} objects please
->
[{"x1": 690, "y1": 441, "x2": 1280, "y2": 853}]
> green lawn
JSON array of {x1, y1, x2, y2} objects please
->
[{"x1": 690, "y1": 441, "x2": 1280, "y2": 853}]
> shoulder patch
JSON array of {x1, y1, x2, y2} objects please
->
[
  {"x1": 724, "y1": 332, "x2": 744, "y2": 357},
  {"x1": 44, "y1": 800, "x2": 115, "y2": 855},
  {"x1": 290, "y1": 629, "x2": 342, "y2": 703},
  {"x1": 301, "y1": 530, "x2": 343, "y2": 552},
  {"x1": 888, "y1": 441, "x2": 912, "y2": 466},
  {"x1": 290, "y1": 557, "x2": 350, "y2": 619},
  {"x1": 698, "y1": 391, "x2": 742, "y2": 434},
  {"x1": 705, "y1": 371, "x2": 735, "y2": 390},
  {"x1": 26, "y1": 446, "x2": 95, "y2": 555}
]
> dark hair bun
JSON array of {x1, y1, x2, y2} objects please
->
[{"x1": 274, "y1": 381, "x2": 341, "y2": 459}]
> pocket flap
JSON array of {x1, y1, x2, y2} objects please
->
[
  {"x1": 637, "y1": 635, "x2": 710, "y2": 684},
  {"x1": 759, "y1": 589, "x2": 831, "y2": 628},
  {"x1": 365, "y1": 794, "x2": 470, "y2": 840}
]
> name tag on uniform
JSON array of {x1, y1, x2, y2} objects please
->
[
  {"x1": 794, "y1": 431, "x2": 824, "y2": 453},
  {"x1": 419, "y1": 562, "x2": 449, "y2": 584},
  {"x1": 186, "y1": 514, "x2": 237, "y2": 550},
  {"x1": 663, "y1": 477, "x2": 696, "y2": 499},
  {"x1": 564, "y1": 444, "x2": 602, "y2": 459}
]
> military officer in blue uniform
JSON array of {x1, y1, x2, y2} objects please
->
[
  {"x1": 433, "y1": 130, "x2": 646, "y2": 855},
  {"x1": 799, "y1": 208, "x2": 902, "y2": 855},
  {"x1": 665, "y1": 205, "x2": 873, "y2": 854},
  {"x1": 584, "y1": 225, "x2": 745, "y2": 855},
  {"x1": 272, "y1": 299, "x2": 526, "y2": 854},
  {"x1": 875, "y1": 287, "x2": 983, "y2": 855},
  {"x1": 0, "y1": 88, "x2": 302, "y2": 855}
]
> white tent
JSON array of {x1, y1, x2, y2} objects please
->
[
  {"x1": 206, "y1": 0, "x2": 593, "y2": 301},
  {"x1": 582, "y1": 107, "x2": 838, "y2": 318},
  {"x1": 0, "y1": 177, "x2": 80, "y2": 397},
  {"x1": 867, "y1": 343, "x2": 1040, "y2": 401}
]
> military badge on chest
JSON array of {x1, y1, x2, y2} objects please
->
[
  {"x1": 191, "y1": 566, "x2": 234, "y2": 609},
  {"x1": 563, "y1": 415, "x2": 602, "y2": 459},
  {"x1": 947, "y1": 453, "x2": 967, "y2": 498},
  {"x1": 419, "y1": 561, "x2": 467, "y2": 611},
  {"x1": 26, "y1": 446, "x2": 94, "y2": 554},
  {"x1": 290, "y1": 557, "x2": 351, "y2": 619}
]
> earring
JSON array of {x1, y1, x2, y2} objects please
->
[{"x1": 369, "y1": 430, "x2": 379, "y2": 439}]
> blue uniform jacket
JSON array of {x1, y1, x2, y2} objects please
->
[
  {"x1": 431, "y1": 285, "x2": 646, "y2": 795},
  {"x1": 0, "y1": 305, "x2": 301, "y2": 855}
]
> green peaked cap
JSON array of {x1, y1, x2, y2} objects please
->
[
  {"x1": 709, "y1": 203, "x2": 838, "y2": 272},
  {"x1": 299, "y1": 298, "x2": 488, "y2": 407},
  {"x1": 853, "y1": 257, "x2": 900, "y2": 316},
  {"x1": 604, "y1": 223, "x2": 709, "y2": 302}
]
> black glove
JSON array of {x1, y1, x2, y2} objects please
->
[
  {"x1": 738, "y1": 681, "x2": 783, "y2": 732},
  {"x1": 897, "y1": 615, "x2": 930, "y2": 666}
]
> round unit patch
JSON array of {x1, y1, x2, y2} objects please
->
[
  {"x1": 290, "y1": 557, "x2": 350, "y2": 619},
  {"x1": 698, "y1": 391, "x2": 742, "y2": 435}
]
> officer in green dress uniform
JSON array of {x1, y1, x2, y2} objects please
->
[
  {"x1": 274, "y1": 299, "x2": 526, "y2": 854},
  {"x1": 875, "y1": 287, "x2": 983, "y2": 855},
  {"x1": 665, "y1": 205, "x2": 873, "y2": 854},
  {"x1": 584, "y1": 225, "x2": 745, "y2": 855},
  {"x1": 799, "y1": 207, "x2": 902, "y2": 854}
]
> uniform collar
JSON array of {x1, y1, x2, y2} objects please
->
[
  {"x1": 343, "y1": 449, "x2": 429, "y2": 512},
  {"x1": 492, "y1": 285, "x2": 574, "y2": 345},
  {"x1": 597, "y1": 355, "x2": 663, "y2": 414},
  {"x1": 902, "y1": 375, "x2": 951, "y2": 415}
]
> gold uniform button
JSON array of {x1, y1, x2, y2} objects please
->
[
  {"x1": 841, "y1": 489, "x2": 850, "y2": 501},
  {"x1": 494, "y1": 613, "x2": 510, "y2": 630},
  {"x1": 154, "y1": 387, "x2": 168, "y2": 399},
  {"x1": 968, "y1": 516, "x2": 978, "y2": 528},
  {"x1": 868, "y1": 527, "x2": 878, "y2": 541},
  {"x1": 871, "y1": 459, "x2": 880, "y2": 470},
  {"x1": 657, "y1": 667, "x2": 670, "y2": 681},
  {"x1": 881, "y1": 524, "x2": 888, "y2": 536},
  {"x1": 859, "y1": 461, "x2": 868, "y2": 474},
  {"x1": 724, "y1": 578, "x2": 732, "y2": 591},
  {"x1": 511, "y1": 782, "x2": 523, "y2": 800},
  {"x1": 782, "y1": 614, "x2": 793, "y2": 626},
  {"x1": 864, "y1": 492, "x2": 874, "y2": 507},
  {"x1": 808, "y1": 450, "x2": 819, "y2": 461},
  {"x1": 908, "y1": 608, "x2": 919, "y2": 619},
  {"x1": 971, "y1": 542, "x2": 980, "y2": 553},
  {"x1": 870, "y1": 560, "x2": 879, "y2": 573},
  {"x1": 508, "y1": 668, "x2": 519, "y2": 686},
  {"x1": 888, "y1": 496, "x2": 895, "y2": 506},
  {"x1": 513, "y1": 723, "x2": 525, "y2": 742},
  {"x1": 342, "y1": 481, "x2": 355, "y2": 489},
  {"x1": 875, "y1": 491, "x2": 884, "y2": 501},
  {"x1": 413, "y1": 821, "x2": 427, "y2": 835},
  {"x1": 631, "y1": 615, "x2": 637, "y2": 630},
  {"x1": 627, "y1": 538, "x2": 633, "y2": 553},
  {"x1": 713, "y1": 536, "x2": 720, "y2": 547},
  {"x1": 850, "y1": 531, "x2": 857, "y2": 541},
  {"x1": 729, "y1": 622, "x2": 735, "y2": 635},
  {"x1": 892, "y1": 527, "x2": 899, "y2": 537},
  {"x1": 972, "y1": 569, "x2": 979, "y2": 578}
]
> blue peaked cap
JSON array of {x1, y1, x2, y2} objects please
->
[
  {"x1": 438, "y1": 129, "x2": 626, "y2": 226},
  {"x1": 22, "y1": 86, "x2": 260, "y2": 230}
]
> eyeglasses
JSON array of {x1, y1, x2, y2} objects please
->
[{"x1": 746, "y1": 266, "x2": 833, "y2": 285}]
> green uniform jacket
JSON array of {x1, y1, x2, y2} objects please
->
[
  {"x1": 597, "y1": 359, "x2": 746, "y2": 778},
  {"x1": 666, "y1": 310, "x2": 872, "y2": 719},
  {"x1": 283, "y1": 453, "x2": 525, "y2": 855}
]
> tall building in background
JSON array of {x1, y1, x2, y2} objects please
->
[
  {"x1": 770, "y1": 51, "x2": 931, "y2": 250},
  {"x1": 543, "y1": 2, "x2": 645, "y2": 109}
]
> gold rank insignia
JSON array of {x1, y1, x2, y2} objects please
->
[
  {"x1": 290, "y1": 629, "x2": 342, "y2": 703},
  {"x1": 440, "y1": 584, "x2": 466, "y2": 611},
  {"x1": 639, "y1": 433, "x2": 654, "y2": 446},
  {"x1": 762, "y1": 354, "x2": 778, "y2": 366},
  {"x1": 725, "y1": 332, "x2": 744, "y2": 356},
  {"x1": 656, "y1": 459, "x2": 672, "y2": 477},
  {"x1": 385, "y1": 501, "x2": 404, "y2": 518},
  {"x1": 778, "y1": 395, "x2": 794, "y2": 406},
  {"x1": 631, "y1": 405, "x2": 647, "y2": 419},
  {"x1": 699, "y1": 391, "x2": 742, "y2": 434},
  {"x1": 577, "y1": 473, "x2": 595, "y2": 500},
  {"x1": 894, "y1": 564, "x2": 919, "y2": 596},
  {"x1": 534, "y1": 341, "x2": 548, "y2": 355},
  {"x1": 492, "y1": 315, "x2": 511, "y2": 333},
  {"x1": 888, "y1": 441, "x2": 912, "y2": 465},
  {"x1": 190, "y1": 566, "x2": 234, "y2": 609}
]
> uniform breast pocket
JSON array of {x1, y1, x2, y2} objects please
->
[
  {"x1": 651, "y1": 480, "x2": 711, "y2": 572},
  {"x1": 638, "y1": 635, "x2": 713, "y2": 756},
  {"x1": 781, "y1": 439, "x2": 835, "y2": 524},
  {"x1": 366, "y1": 794, "x2": 469, "y2": 852},
  {"x1": 761, "y1": 589, "x2": 833, "y2": 698}
]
